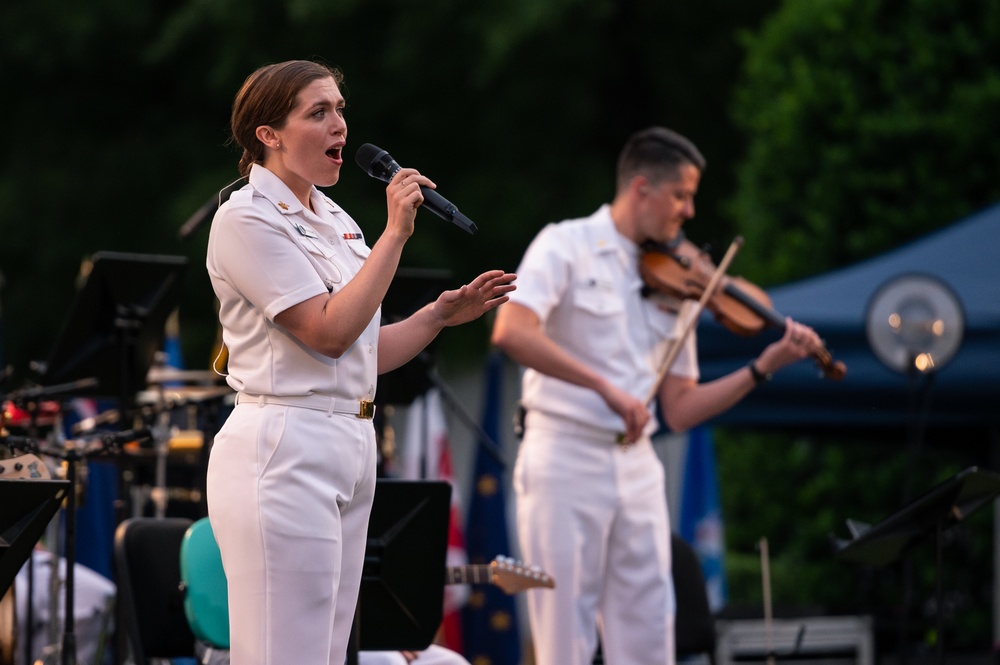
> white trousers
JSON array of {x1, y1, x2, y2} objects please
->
[
  {"x1": 514, "y1": 413, "x2": 674, "y2": 665},
  {"x1": 206, "y1": 401, "x2": 377, "y2": 665}
]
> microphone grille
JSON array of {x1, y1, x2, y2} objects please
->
[{"x1": 355, "y1": 143, "x2": 384, "y2": 174}]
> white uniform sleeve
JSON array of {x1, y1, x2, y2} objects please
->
[
  {"x1": 208, "y1": 192, "x2": 328, "y2": 322},
  {"x1": 508, "y1": 223, "x2": 572, "y2": 322}
]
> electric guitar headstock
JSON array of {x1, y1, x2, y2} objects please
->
[
  {"x1": 446, "y1": 555, "x2": 555, "y2": 594},
  {"x1": 0, "y1": 454, "x2": 51, "y2": 480}
]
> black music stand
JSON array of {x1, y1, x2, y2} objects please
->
[
  {"x1": 834, "y1": 466, "x2": 1000, "y2": 664},
  {"x1": 0, "y1": 480, "x2": 71, "y2": 595},
  {"x1": 351, "y1": 479, "x2": 451, "y2": 660},
  {"x1": 40, "y1": 251, "x2": 188, "y2": 419},
  {"x1": 39, "y1": 251, "x2": 186, "y2": 665},
  {"x1": 378, "y1": 268, "x2": 452, "y2": 406}
]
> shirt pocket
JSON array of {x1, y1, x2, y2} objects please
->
[
  {"x1": 297, "y1": 234, "x2": 344, "y2": 289},
  {"x1": 344, "y1": 239, "x2": 371, "y2": 261},
  {"x1": 570, "y1": 282, "x2": 626, "y2": 348}
]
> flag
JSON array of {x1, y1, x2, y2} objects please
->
[
  {"x1": 461, "y1": 351, "x2": 521, "y2": 665},
  {"x1": 678, "y1": 425, "x2": 727, "y2": 611},
  {"x1": 403, "y1": 387, "x2": 469, "y2": 652},
  {"x1": 162, "y1": 308, "x2": 185, "y2": 386},
  {"x1": 164, "y1": 310, "x2": 185, "y2": 370}
]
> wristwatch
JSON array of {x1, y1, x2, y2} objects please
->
[{"x1": 747, "y1": 360, "x2": 772, "y2": 386}]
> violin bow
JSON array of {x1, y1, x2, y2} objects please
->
[{"x1": 644, "y1": 235, "x2": 744, "y2": 405}]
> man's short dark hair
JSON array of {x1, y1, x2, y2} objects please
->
[{"x1": 616, "y1": 127, "x2": 706, "y2": 192}]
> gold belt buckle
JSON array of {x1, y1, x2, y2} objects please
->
[{"x1": 357, "y1": 400, "x2": 375, "y2": 420}]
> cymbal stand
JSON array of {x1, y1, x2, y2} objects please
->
[
  {"x1": 0, "y1": 429, "x2": 62, "y2": 665},
  {"x1": 37, "y1": 427, "x2": 150, "y2": 665},
  {"x1": 150, "y1": 393, "x2": 172, "y2": 519},
  {"x1": 37, "y1": 513, "x2": 63, "y2": 665},
  {"x1": 46, "y1": 418, "x2": 67, "y2": 665}
]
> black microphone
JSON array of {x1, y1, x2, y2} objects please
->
[
  {"x1": 355, "y1": 143, "x2": 477, "y2": 234},
  {"x1": 100, "y1": 427, "x2": 153, "y2": 449}
]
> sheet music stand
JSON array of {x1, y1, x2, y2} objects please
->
[
  {"x1": 0, "y1": 480, "x2": 71, "y2": 595},
  {"x1": 40, "y1": 251, "x2": 188, "y2": 418},
  {"x1": 38, "y1": 251, "x2": 185, "y2": 665},
  {"x1": 834, "y1": 466, "x2": 1000, "y2": 664},
  {"x1": 378, "y1": 269, "x2": 452, "y2": 406},
  {"x1": 354, "y1": 479, "x2": 451, "y2": 655}
]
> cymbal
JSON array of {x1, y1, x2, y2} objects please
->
[
  {"x1": 136, "y1": 385, "x2": 234, "y2": 406},
  {"x1": 146, "y1": 367, "x2": 223, "y2": 385}
]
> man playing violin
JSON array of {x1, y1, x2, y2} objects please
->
[{"x1": 491, "y1": 126, "x2": 821, "y2": 665}]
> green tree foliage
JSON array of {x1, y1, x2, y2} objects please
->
[
  {"x1": 717, "y1": 429, "x2": 994, "y2": 652},
  {"x1": 727, "y1": 0, "x2": 1000, "y2": 286},
  {"x1": 0, "y1": 0, "x2": 778, "y2": 378},
  {"x1": 717, "y1": 0, "x2": 1000, "y2": 653}
]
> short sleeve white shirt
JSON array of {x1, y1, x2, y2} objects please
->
[
  {"x1": 508, "y1": 204, "x2": 700, "y2": 432},
  {"x1": 206, "y1": 164, "x2": 379, "y2": 400}
]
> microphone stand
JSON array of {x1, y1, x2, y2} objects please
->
[{"x1": 419, "y1": 353, "x2": 506, "y2": 468}]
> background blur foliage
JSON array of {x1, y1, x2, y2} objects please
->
[
  {"x1": 2, "y1": 0, "x2": 999, "y2": 656},
  {"x1": 716, "y1": 430, "x2": 994, "y2": 652},
  {"x1": 0, "y1": 0, "x2": 779, "y2": 375},
  {"x1": 728, "y1": 0, "x2": 1000, "y2": 285},
  {"x1": 716, "y1": 0, "x2": 1000, "y2": 654}
]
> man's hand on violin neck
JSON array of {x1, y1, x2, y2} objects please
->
[{"x1": 761, "y1": 318, "x2": 822, "y2": 372}]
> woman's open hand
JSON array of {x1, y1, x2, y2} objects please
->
[{"x1": 432, "y1": 270, "x2": 517, "y2": 327}]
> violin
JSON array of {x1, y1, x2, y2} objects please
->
[{"x1": 639, "y1": 236, "x2": 847, "y2": 381}]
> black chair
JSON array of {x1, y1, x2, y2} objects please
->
[
  {"x1": 672, "y1": 533, "x2": 717, "y2": 665},
  {"x1": 113, "y1": 517, "x2": 196, "y2": 663}
]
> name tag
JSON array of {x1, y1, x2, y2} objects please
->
[{"x1": 294, "y1": 223, "x2": 319, "y2": 239}]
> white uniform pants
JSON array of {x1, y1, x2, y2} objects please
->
[
  {"x1": 514, "y1": 413, "x2": 674, "y2": 665},
  {"x1": 207, "y1": 401, "x2": 378, "y2": 665}
]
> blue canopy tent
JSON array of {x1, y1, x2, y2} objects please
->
[{"x1": 697, "y1": 202, "x2": 1000, "y2": 436}]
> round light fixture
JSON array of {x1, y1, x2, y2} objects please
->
[{"x1": 865, "y1": 273, "x2": 964, "y2": 374}]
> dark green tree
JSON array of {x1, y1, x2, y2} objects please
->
[
  {"x1": 716, "y1": 0, "x2": 1000, "y2": 655},
  {"x1": 727, "y1": 0, "x2": 1000, "y2": 286},
  {"x1": 0, "y1": 0, "x2": 778, "y2": 379}
]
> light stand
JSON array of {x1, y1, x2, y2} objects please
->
[{"x1": 859, "y1": 273, "x2": 967, "y2": 665}]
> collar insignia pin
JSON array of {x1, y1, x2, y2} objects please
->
[{"x1": 278, "y1": 201, "x2": 289, "y2": 210}]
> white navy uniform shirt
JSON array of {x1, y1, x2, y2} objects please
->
[
  {"x1": 508, "y1": 204, "x2": 699, "y2": 433},
  {"x1": 206, "y1": 163, "x2": 378, "y2": 401}
]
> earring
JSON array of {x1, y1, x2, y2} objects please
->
[{"x1": 275, "y1": 142, "x2": 281, "y2": 149}]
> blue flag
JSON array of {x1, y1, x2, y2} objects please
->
[
  {"x1": 678, "y1": 425, "x2": 727, "y2": 611},
  {"x1": 461, "y1": 350, "x2": 521, "y2": 664}
]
